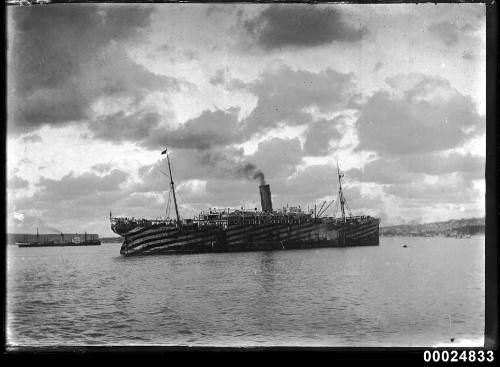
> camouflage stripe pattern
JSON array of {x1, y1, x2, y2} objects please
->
[{"x1": 119, "y1": 218, "x2": 380, "y2": 256}]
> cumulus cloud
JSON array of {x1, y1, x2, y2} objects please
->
[
  {"x1": 20, "y1": 133, "x2": 42, "y2": 143},
  {"x1": 250, "y1": 137, "x2": 304, "y2": 179},
  {"x1": 8, "y1": 5, "x2": 178, "y2": 133},
  {"x1": 12, "y1": 189, "x2": 134, "y2": 234},
  {"x1": 209, "y1": 69, "x2": 227, "y2": 86},
  {"x1": 134, "y1": 163, "x2": 171, "y2": 194},
  {"x1": 156, "y1": 43, "x2": 174, "y2": 54},
  {"x1": 277, "y1": 165, "x2": 338, "y2": 202},
  {"x1": 347, "y1": 153, "x2": 485, "y2": 185},
  {"x1": 347, "y1": 159, "x2": 418, "y2": 185},
  {"x1": 350, "y1": 68, "x2": 485, "y2": 214},
  {"x1": 303, "y1": 117, "x2": 342, "y2": 156},
  {"x1": 428, "y1": 21, "x2": 460, "y2": 46},
  {"x1": 373, "y1": 61, "x2": 384, "y2": 73},
  {"x1": 326, "y1": 185, "x2": 384, "y2": 218},
  {"x1": 208, "y1": 65, "x2": 355, "y2": 139},
  {"x1": 34, "y1": 169, "x2": 128, "y2": 202},
  {"x1": 94, "y1": 65, "x2": 355, "y2": 151},
  {"x1": 145, "y1": 108, "x2": 242, "y2": 150},
  {"x1": 89, "y1": 106, "x2": 242, "y2": 151},
  {"x1": 356, "y1": 73, "x2": 484, "y2": 156},
  {"x1": 91, "y1": 163, "x2": 114, "y2": 174},
  {"x1": 203, "y1": 178, "x2": 259, "y2": 208},
  {"x1": 205, "y1": 4, "x2": 244, "y2": 18},
  {"x1": 244, "y1": 4, "x2": 367, "y2": 50},
  {"x1": 428, "y1": 18, "x2": 483, "y2": 47},
  {"x1": 400, "y1": 152, "x2": 484, "y2": 177},
  {"x1": 10, "y1": 169, "x2": 132, "y2": 233},
  {"x1": 8, "y1": 175, "x2": 29, "y2": 190},
  {"x1": 91, "y1": 110, "x2": 162, "y2": 143},
  {"x1": 383, "y1": 174, "x2": 479, "y2": 206},
  {"x1": 9, "y1": 212, "x2": 65, "y2": 234},
  {"x1": 241, "y1": 64, "x2": 355, "y2": 136},
  {"x1": 176, "y1": 179, "x2": 207, "y2": 200}
]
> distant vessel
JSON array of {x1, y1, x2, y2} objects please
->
[
  {"x1": 111, "y1": 149, "x2": 380, "y2": 256},
  {"x1": 16, "y1": 229, "x2": 101, "y2": 248}
]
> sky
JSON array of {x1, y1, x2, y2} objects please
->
[{"x1": 6, "y1": 3, "x2": 486, "y2": 236}]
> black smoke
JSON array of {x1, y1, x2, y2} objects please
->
[
  {"x1": 200, "y1": 151, "x2": 266, "y2": 185},
  {"x1": 15, "y1": 215, "x2": 64, "y2": 234},
  {"x1": 237, "y1": 163, "x2": 266, "y2": 185}
]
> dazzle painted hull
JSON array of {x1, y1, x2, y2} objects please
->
[{"x1": 118, "y1": 218, "x2": 380, "y2": 256}]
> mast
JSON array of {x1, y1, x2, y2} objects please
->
[
  {"x1": 164, "y1": 148, "x2": 181, "y2": 226},
  {"x1": 337, "y1": 161, "x2": 346, "y2": 224}
]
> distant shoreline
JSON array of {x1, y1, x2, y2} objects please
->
[
  {"x1": 380, "y1": 233, "x2": 484, "y2": 238},
  {"x1": 380, "y1": 217, "x2": 484, "y2": 238}
]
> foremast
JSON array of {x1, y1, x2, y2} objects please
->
[{"x1": 163, "y1": 147, "x2": 181, "y2": 227}]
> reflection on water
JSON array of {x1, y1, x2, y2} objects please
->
[
  {"x1": 259, "y1": 251, "x2": 276, "y2": 293},
  {"x1": 7, "y1": 236, "x2": 484, "y2": 347}
]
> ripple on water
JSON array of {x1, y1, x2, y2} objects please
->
[{"x1": 6, "y1": 238, "x2": 485, "y2": 346}]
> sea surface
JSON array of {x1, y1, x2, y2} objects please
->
[{"x1": 7, "y1": 236, "x2": 485, "y2": 347}]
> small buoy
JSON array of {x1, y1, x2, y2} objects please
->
[
  {"x1": 450, "y1": 338, "x2": 455, "y2": 342},
  {"x1": 402, "y1": 244, "x2": 407, "y2": 248}
]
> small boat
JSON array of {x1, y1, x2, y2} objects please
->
[{"x1": 402, "y1": 244, "x2": 408, "y2": 248}]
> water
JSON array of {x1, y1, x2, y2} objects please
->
[{"x1": 7, "y1": 236, "x2": 484, "y2": 347}]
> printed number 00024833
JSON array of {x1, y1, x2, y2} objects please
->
[{"x1": 423, "y1": 350, "x2": 494, "y2": 363}]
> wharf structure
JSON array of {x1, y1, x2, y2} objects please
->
[{"x1": 16, "y1": 230, "x2": 101, "y2": 247}]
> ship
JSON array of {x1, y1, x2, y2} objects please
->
[
  {"x1": 110, "y1": 149, "x2": 380, "y2": 257},
  {"x1": 16, "y1": 229, "x2": 101, "y2": 247}
]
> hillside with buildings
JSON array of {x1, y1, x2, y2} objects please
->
[{"x1": 380, "y1": 217, "x2": 485, "y2": 237}]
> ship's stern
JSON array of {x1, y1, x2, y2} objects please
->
[{"x1": 342, "y1": 217, "x2": 380, "y2": 246}]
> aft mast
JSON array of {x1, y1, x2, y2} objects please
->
[
  {"x1": 162, "y1": 147, "x2": 181, "y2": 226},
  {"x1": 337, "y1": 161, "x2": 346, "y2": 224}
]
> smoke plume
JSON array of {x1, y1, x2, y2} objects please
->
[
  {"x1": 200, "y1": 151, "x2": 266, "y2": 185},
  {"x1": 237, "y1": 163, "x2": 266, "y2": 185},
  {"x1": 38, "y1": 220, "x2": 63, "y2": 234},
  {"x1": 11, "y1": 213, "x2": 64, "y2": 233}
]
